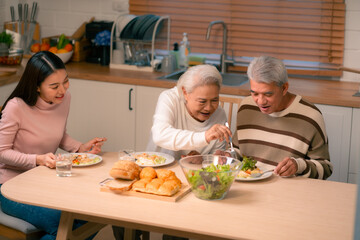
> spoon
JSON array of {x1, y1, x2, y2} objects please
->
[{"x1": 250, "y1": 169, "x2": 274, "y2": 178}]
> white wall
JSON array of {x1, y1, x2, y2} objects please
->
[
  {"x1": 343, "y1": 0, "x2": 360, "y2": 82},
  {"x1": 1, "y1": 0, "x2": 359, "y2": 83}
]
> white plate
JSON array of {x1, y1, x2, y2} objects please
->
[
  {"x1": 132, "y1": 152, "x2": 174, "y2": 167},
  {"x1": 235, "y1": 166, "x2": 274, "y2": 182},
  {"x1": 62, "y1": 153, "x2": 102, "y2": 167}
]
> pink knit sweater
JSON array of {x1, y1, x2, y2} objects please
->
[{"x1": 0, "y1": 92, "x2": 82, "y2": 183}]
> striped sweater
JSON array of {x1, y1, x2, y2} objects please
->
[{"x1": 233, "y1": 95, "x2": 332, "y2": 179}]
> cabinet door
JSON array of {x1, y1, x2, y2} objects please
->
[
  {"x1": 316, "y1": 104, "x2": 352, "y2": 182},
  {"x1": 349, "y1": 108, "x2": 360, "y2": 184},
  {"x1": 0, "y1": 82, "x2": 17, "y2": 106},
  {"x1": 67, "y1": 79, "x2": 136, "y2": 152},
  {"x1": 135, "y1": 86, "x2": 167, "y2": 151}
]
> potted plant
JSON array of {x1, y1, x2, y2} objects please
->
[{"x1": 0, "y1": 31, "x2": 14, "y2": 54}]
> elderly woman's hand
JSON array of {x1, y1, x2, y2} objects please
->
[
  {"x1": 181, "y1": 150, "x2": 203, "y2": 163},
  {"x1": 205, "y1": 124, "x2": 232, "y2": 144},
  {"x1": 213, "y1": 149, "x2": 232, "y2": 157},
  {"x1": 79, "y1": 137, "x2": 107, "y2": 154}
]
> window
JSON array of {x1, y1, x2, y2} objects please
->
[{"x1": 130, "y1": 0, "x2": 345, "y2": 77}]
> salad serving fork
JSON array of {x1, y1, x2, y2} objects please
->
[{"x1": 225, "y1": 122, "x2": 237, "y2": 159}]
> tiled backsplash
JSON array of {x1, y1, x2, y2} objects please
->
[
  {"x1": 1, "y1": 0, "x2": 359, "y2": 83},
  {"x1": 1, "y1": 0, "x2": 128, "y2": 38}
]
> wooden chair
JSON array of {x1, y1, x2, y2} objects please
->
[
  {"x1": 0, "y1": 203, "x2": 45, "y2": 240},
  {"x1": 219, "y1": 96, "x2": 242, "y2": 132}
]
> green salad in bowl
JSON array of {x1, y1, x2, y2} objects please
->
[{"x1": 179, "y1": 155, "x2": 242, "y2": 200}]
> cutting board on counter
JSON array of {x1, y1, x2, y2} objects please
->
[{"x1": 100, "y1": 178, "x2": 191, "y2": 202}]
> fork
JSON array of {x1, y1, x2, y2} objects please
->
[
  {"x1": 250, "y1": 169, "x2": 274, "y2": 178},
  {"x1": 225, "y1": 122, "x2": 236, "y2": 159}
]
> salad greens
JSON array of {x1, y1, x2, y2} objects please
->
[
  {"x1": 241, "y1": 156, "x2": 257, "y2": 171},
  {"x1": 186, "y1": 163, "x2": 237, "y2": 200}
]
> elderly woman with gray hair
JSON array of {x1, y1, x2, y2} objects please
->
[{"x1": 146, "y1": 64, "x2": 231, "y2": 160}]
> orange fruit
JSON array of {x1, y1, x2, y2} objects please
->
[
  {"x1": 49, "y1": 47, "x2": 58, "y2": 54},
  {"x1": 40, "y1": 43, "x2": 50, "y2": 51},
  {"x1": 64, "y1": 43, "x2": 73, "y2": 52},
  {"x1": 31, "y1": 43, "x2": 41, "y2": 53},
  {"x1": 57, "y1": 49, "x2": 68, "y2": 54}
]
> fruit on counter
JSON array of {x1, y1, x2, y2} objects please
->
[
  {"x1": 40, "y1": 43, "x2": 50, "y2": 51},
  {"x1": 30, "y1": 43, "x2": 41, "y2": 53},
  {"x1": 57, "y1": 49, "x2": 68, "y2": 54},
  {"x1": 49, "y1": 46, "x2": 58, "y2": 54},
  {"x1": 30, "y1": 34, "x2": 73, "y2": 54},
  {"x1": 64, "y1": 43, "x2": 73, "y2": 52}
]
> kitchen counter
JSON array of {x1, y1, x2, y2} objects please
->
[{"x1": 1, "y1": 61, "x2": 360, "y2": 108}]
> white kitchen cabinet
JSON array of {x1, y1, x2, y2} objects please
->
[
  {"x1": 316, "y1": 104, "x2": 352, "y2": 183},
  {"x1": 349, "y1": 108, "x2": 360, "y2": 184},
  {"x1": 67, "y1": 79, "x2": 136, "y2": 152},
  {"x1": 135, "y1": 86, "x2": 167, "y2": 151},
  {"x1": 0, "y1": 82, "x2": 17, "y2": 106}
]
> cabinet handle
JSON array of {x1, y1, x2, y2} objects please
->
[{"x1": 129, "y1": 88, "x2": 133, "y2": 111}]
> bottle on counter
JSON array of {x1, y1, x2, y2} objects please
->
[
  {"x1": 170, "y1": 42, "x2": 179, "y2": 70},
  {"x1": 179, "y1": 33, "x2": 190, "y2": 69}
]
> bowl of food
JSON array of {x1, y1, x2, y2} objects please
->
[
  {"x1": 0, "y1": 48, "x2": 23, "y2": 66},
  {"x1": 55, "y1": 50, "x2": 73, "y2": 64},
  {"x1": 179, "y1": 155, "x2": 242, "y2": 200}
]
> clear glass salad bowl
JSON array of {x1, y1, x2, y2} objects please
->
[{"x1": 179, "y1": 155, "x2": 242, "y2": 200}]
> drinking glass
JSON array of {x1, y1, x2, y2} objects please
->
[{"x1": 55, "y1": 154, "x2": 72, "y2": 177}]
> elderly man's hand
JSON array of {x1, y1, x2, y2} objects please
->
[
  {"x1": 205, "y1": 124, "x2": 232, "y2": 143},
  {"x1": 274, "y1": 157, "x2": 298, "y2": 177}
]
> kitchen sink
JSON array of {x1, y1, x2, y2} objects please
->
[{"x1": 158, "y1": 69, "x2": 248, "y2": 86}]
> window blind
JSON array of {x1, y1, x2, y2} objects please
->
[{"x1": 129, "y1": 0, "x2": 345, "y2": 77}]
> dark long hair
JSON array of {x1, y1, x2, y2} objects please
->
[{"x1": 0, "y1": 51, "x2": 65, "y2": 119}]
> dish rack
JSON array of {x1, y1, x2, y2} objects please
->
[{"x1": 109, "y1": 14, "x2": 170, "y2": 72}]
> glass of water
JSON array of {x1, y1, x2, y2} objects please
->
[{"x1": 55, "y1": 154, "x2": 72, "y2": 177}]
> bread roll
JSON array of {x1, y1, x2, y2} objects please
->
[
  {"x1": 109, "y1": 160, "x2": 141, "y2": 180},
  {"x1": 132, "y1": 167, "x2": 182, "y2": 196},
  {"x1": 140, "y1": 167, "x2": 157, "y2": 179}
]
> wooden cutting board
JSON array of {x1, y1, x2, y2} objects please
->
[{"x1": 100, "y1": 178, "x2": 191, "y2": 202}]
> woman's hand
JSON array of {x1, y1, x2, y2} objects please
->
[
  {"x1": 274, "y1": 157, "x2": 298, "y2": 177},
  {"x1": 78, "y1": 137, "x2": 107, "y2": 154},
  {"x1": 205, "y1": 124, "x2": 232, "y2": 143},
  {"x1": 36, "y1": 153, "x2": 56, "y2": 168}
]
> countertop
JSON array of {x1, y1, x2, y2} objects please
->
[{"x1": 1, "y1": 61, "x2": 360, "y2": 108}]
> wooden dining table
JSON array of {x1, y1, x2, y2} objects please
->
[{"x1": 1, "y1": 152, "x2": 357, "y2": 240}]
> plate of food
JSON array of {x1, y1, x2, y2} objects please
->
[
  {"x1": 235, "y1": 156, "x2": 274, "y2": 181},
  {"x1": 132, "y1": 152, "x2": 174, "y2": 167},
  {"x1": 62, "y1": 153, "x2": 102, "y2": 167}
]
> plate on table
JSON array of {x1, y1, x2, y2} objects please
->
[
  {"x1": 132, "y1": 152, "x2": 174, "y2": 167},
  {"x1": 235, "y1": 165, "x2": 274, "y2": 182},
  {"x1": 62, "y1": 153, "x2": 102, "y2": 167}
]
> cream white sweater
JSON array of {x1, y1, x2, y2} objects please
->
[{"x1": 146, "y1": 87, "x2": 227, "y2": 160}]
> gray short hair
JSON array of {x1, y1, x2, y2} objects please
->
[
  {"x1": 177, "y1": 64, "x2": 222, "y2": 97},
  {"x1": 247, "y1": 56, "x2": 288, "y2": 86}
]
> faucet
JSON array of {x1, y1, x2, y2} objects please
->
[{"x1": 206, "y1": 20, "x2": 234, "y2": 74}]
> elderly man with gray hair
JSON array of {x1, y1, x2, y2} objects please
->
[
  {"x1": 147, "y1": 64, "x2": 232, "y2": 160},
  {"x1": 229, "y1": 56, "x2": 332, "y2": 179}
]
